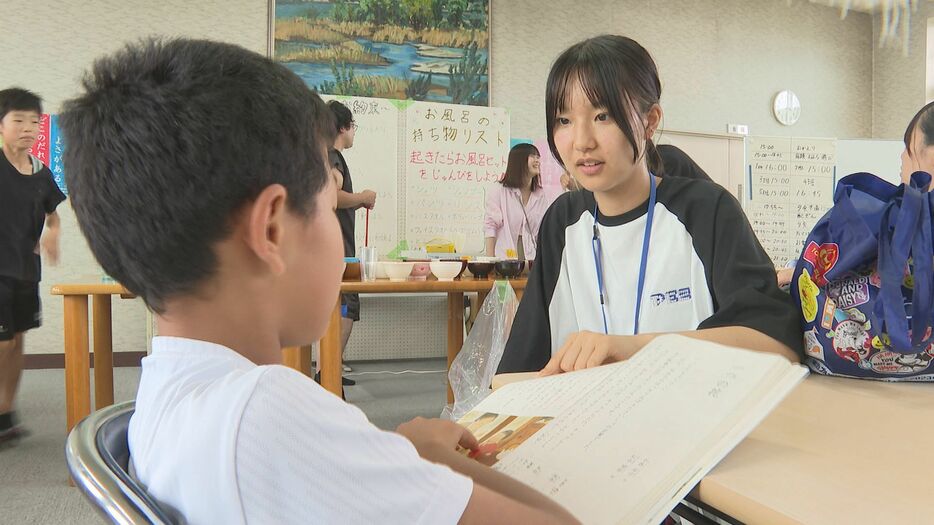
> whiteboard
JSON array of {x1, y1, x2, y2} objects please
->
[
  {"x1": 836, "y1": 139, "x2": 903, "y2": 186},
  {"x1": 652, "y1": 133, "x2": 905, "y2": 268},
  {"x1": 320, "y1": 95, "x2": 510, "y2": 256},
  {"x1": 404, "y1": 102, "x2": 509, "y2": 254},
  {"x1": 744, "y1": 136, "x2": 836, "y2": 266},
  {"x1": 322, "y1": 95, "x2": 400, "y2": 256}
]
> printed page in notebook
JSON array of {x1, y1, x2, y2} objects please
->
[{"x1": 463, "y1": 334, "x2": 807, "y2": 525}]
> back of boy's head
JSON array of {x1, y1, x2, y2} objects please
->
[
  {"x1": 0, "y1": 88, "x2": 42, "y2": 120},
  {"x1": 60, "y1": 38, "x2": 335, "y2": 313},
  {"x1": 327, "y1": 100, "x2": 354, "y2": 132}
]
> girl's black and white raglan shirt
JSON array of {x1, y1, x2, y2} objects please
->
[{"x1": 498, "y1": 176, "x2": 802, "y2": 373}]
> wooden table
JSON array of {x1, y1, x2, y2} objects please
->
[
  {"x1": 696, "y1": 375, "x2": 934, "y2": 524},
  {"x1": 50, "y1": 283, "x2": 133, "y2": 434},
  {"x1": 54, "y1": 278, "x2": 525, "y2": 435},
  {"x1": 283, "y1": 278, "x2": 526, "y2": 401}
]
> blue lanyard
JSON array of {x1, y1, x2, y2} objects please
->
[{"x1": 591, "y1": 172, "x2": 657, "y2": 335}]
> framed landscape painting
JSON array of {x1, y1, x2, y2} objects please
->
[{"x1": 271, "y1": 0, "x2": 491, "y2": 106}]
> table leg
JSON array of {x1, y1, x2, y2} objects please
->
[
  {"x1": 299, "y1": 345, "x2": 313, "y2": 375},
  {"x1": 64, "y1": 295, "x2": 91, "y2": 434},
  {"x1": 477, "y1": 291, "x2": 489, "y2": 313},
  {"x1": 282, "y1": 346, "x2": 312, "y2": 377},
  {"x1": 92, "y1": 295, "x2": 114, "y2": 409},
  {"x1": 446, "y1": 292, "x2": 465, "y2": 404},
  {"x1": 318, "y1": 301, "x2": 343, "y2": 397},
  {"x1": 465, "y1": 293, "x2": 478, "y2": 334}
]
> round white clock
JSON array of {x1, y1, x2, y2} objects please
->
[{"x1": 773, "y1": 90, "x2": 801, "y2": 126}]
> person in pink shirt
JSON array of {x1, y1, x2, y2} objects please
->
[{"x1": 484, "y1": 143, "x2": 563, "y2": 260}]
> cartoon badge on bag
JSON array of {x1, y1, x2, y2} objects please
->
[
  {"x1": 872, "y1": 326, "x2": 934, "y2": 374},
  {"x1": 798, "y1": 270, "x2": 820, "y2": 323},
  {"x1": 802, "y1": 241, "x2": 839, "y2": 287},
  {"x1": 820, "y1": 299, "x2": 836, "y2": 329},
  {"x1": 804, "y1": 328, "x2": 823, "y2": 360},
  {"x1": 827, "y1": 273, "x2": 871, "y2": 309},
  {"x1": 868, "y1": 344, "x2": 934, "y2": 374},
  {"x1": 826, "y1": 317, "x2": 872, "y2": 369},
  {"x1": 844, "y1": 308, "x2": 868, "y2": 325}
]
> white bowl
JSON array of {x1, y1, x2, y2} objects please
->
[
  {"x1": 430, "y1": 260, "x2": 463, "y2": 282},
  {"x1": 381, "y1": 261, "x2": 414, "y2": 282}
]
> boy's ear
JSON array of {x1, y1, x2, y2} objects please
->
[{"x1": 244, "y1": 184, "x2": 289, "y2": 275}]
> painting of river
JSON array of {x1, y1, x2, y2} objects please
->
[{"x1": 273, "y1": 0, "x2": 490, "y2": 106}]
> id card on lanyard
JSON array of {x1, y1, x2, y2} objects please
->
[{"x1": 591, "y1": 173, "x2": 657, "y2": 335}]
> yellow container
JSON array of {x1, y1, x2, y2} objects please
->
[{"x1": 425, "y1": 239, "x2": 456, "y2": 253}]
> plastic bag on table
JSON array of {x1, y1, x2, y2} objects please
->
[{"x1": 441, "y1": 281, "x2": 518, "y2": 420}]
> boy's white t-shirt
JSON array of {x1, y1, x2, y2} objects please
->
[{"x1": 128, "y1": 337, "x2": 473, "y2": 525}]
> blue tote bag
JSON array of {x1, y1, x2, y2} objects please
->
[{"x1": 791, "y1": 172, "x2": 934, "y2": 380}]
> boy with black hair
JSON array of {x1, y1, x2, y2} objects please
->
[
  {"x1": 60, "y1": 38, "x2": 576, "y2": 524},
  {"x1": 0, "y1": 87, "x2": 65, "y2": 447}
]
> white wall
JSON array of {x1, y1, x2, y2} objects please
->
[
  {"x1": 1, "y1": 0, "x2": 268, "y2": 354},
  {"x1": 872, "y1": 1, "x2": 932, "y2": 139},
  {"x1": 2, "y1": 0, "x2": 916, "y2": 354},
  {"x1": 493, "y1": 0, "x2": 874, "y2": 140}
]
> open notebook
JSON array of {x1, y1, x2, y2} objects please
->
[{"x1": 458, "y1": 334, "x2": 807, "y2": 525}]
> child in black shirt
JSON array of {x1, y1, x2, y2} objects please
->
[{"x1": 0, "y1": 88, "x2": 66, "y2": 446}]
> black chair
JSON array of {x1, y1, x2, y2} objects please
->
[{"x1": 65, "y1": 401, "x2": 176, "y2": 524}]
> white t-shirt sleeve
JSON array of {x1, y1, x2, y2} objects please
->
[{"x1": 235, "y1": 366, "x2": 473, "y2": 525}]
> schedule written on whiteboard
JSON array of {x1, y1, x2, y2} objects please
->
[
  {"x1": 744, "y1": 136, "x2": 836, "y2": 266},
  {"x1": 317, "y1": 94, "x2": 511, "y2": 256},
  {"x1": 405, "y1": 103, "x2": 510, "y2": 253}
]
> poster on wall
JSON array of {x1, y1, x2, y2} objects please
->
[
  {"x1": 27, "y1": 113, "x2": 50, "y2": 166},
  {"x1": 16, "y1": 113, "x2": 67, "y2": 195},
  {"x1": 744, "y1": 136, "x2": 836, "y2": 266},
  {"x1": 48, "y1": 116, "x2": 66, "y2": 195},
  {"x1": 271, "y1": 0, "x2": 491, "y2": 106},
  {"x1": 404, "y1": 101, "x2": 509, "y2": 253}
]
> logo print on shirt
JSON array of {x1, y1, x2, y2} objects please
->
[{"x1": 650, "y1": 288, "x2": 692, "y2": 306}]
